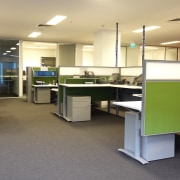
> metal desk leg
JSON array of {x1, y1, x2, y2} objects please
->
[{"x1": 118, "y1": 111, "x2": 148, "y2": 164}]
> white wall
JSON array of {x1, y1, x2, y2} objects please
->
[
  {"x1": 82, "y1": 51, "x2": 94, "y2": 66},
  {"x1": 23, "y1": 48, "x2": 56, "y2": 70}
]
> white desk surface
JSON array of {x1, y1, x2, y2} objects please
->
[
  {"x1": 60, "y1": 84, "x2": 111, "y2": 87},
  {"x1": 112, "y1": 84, "x2": 142, "y2": 89},
  {"x1": 113, "y1": 101, "x2": 142, "y2": 111},
  {"x1": 60, "y1": 83, "x2": 142, "y2": 89},
  {"x1": 133, "y1": 94, "x2": 142, "y2": 97},
  {"x1": 33, "y1": 85, "x2": 58, "y2": 88},
  {"x1": 51, "y1": 88, "x2": 58, "y2": 92}
]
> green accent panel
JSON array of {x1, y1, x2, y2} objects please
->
[
  {"x1": 144, "y1": 81, "x2": 180, "y2": 135},
  {"x1": 33, "y1": 77, "x2": 57, "y2": 84},
  {"x1": 59, "y1": 76, "x2": 74, "y2": 83},
  {"x1": 32, "y1": 67, "x2": 40, "y2": 71},
  {"x1": 59, "y1": 75, "x2": 109, "y2": 84},
  {"x1": 59, "y1": 86, "x2": 116, "y2": 102},
  {"x1": 48, "y1": 67, "x2": 57, "y2": 71},
  {"x1": 32, "y1": 67, "x2": 57, "y2": 71}
]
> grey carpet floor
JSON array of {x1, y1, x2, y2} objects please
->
[{"x1": 0, "y1": 98, "x2": 180, "y2": 180}]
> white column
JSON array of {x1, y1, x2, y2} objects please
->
[
  {"x1": 93, "y1": 30, "x2": 121, "y2": 67},
  {"x1": 19, "y1": 40, "x2": 23, "y2": 97},
  {"x1": 75, "y1": 44, "x2": 83, "y2": 66}
]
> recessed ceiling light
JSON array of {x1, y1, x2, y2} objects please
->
[
  {"x1": 28, "y1": 32, "x2": 41, "y2": 38},
  {"x1": 133, "y1": 26, "x2": 160, "y2": 33},
  {"x1": 26, "y1": 46, "x2": 48, "y2": 49},
  {"x1": 160, "y1": 41, "x2": 180, "y2": 45},
  {"x1": 46, "y1": 15, "x2": 67, "y2": 25},
  {"x1": 10, "y1": 47, "x2": 16, "y2": 50},
  {"x1": 34, "y1": 42, "x2": 56, "y2": 46}
]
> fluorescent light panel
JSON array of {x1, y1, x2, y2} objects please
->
[
  {"x1": 26, "y1": 46, "x2": 48, "y2": 49},
  {"x1": 160, "y1": 41, "x2": 180, "y2": 45},
  {"x1": 133, "y1": 26, "x2": 160, "y2": 33},
  {"x1": 46, "y1": 15, "x2": 67, "y2": 25},
  {"x1": 34, "y1": 42, "x2": 56, "y2": 46},
  {"x1": 28, "y1": 32, "x2": 41, "y2": 38},
  {"x1": 10, "y1": 47, "x2": 16, "y2": 50}
]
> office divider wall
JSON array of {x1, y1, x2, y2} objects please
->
[{"x1": 141, "y1": 60, "x2": 180, "y2": 136}]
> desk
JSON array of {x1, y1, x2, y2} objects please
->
[
  {"x1": 57, "y1": 84, "x2": 142, "y2": 121},
  {"x1": 58, "y1": 84, "x2": 114, "y2": 121},
  {"x1": 113, "y1": 101, "x2": 175, "y2": 164},
  {"x1": 33, "y1": 85, "x2": 58, "y2": 103}
]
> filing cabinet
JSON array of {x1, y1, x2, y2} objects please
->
[
  {"x1": 34, "y1": 87, "x2": 50, "y2": 103},
  {"x1": 67, "y1": 96, "x2": 91, "y2": 122}
]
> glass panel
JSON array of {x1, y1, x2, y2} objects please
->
[
  {"x1": 120, "y1": 46, "x2": 126, "y2": 67},
  {"x1": 144, "y1": 46, "x2": 165, "y2": 60},
  {"x1": 126, "y1": 46, "x2": 140, "y2": 66},
  {"x1": 165, "y1": 47, "x2": 177, "y2": 61},
  {"x1": 0, "y1": 39, "x2": 19, "y2": 97}
]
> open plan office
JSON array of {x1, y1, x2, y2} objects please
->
[{"x1": 25, "y1": 59, "x2": 180, "y2": 164}]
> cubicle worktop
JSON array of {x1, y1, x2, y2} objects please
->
[
  {"x1": 60, "y1": 83, "x2": 111, "y2": 87},
  {"x1": 33, "y1": 84, "x2": 58, "y2": 88},
  {"x1": 113, "y1": 101, "x2": 142, "y2": 111},
  {"x1": 60, "y1": 83, "x2": 142, "y2": 88},
  {"x1": 112, "y1": 84, "x2": 142, "y2": 89}
]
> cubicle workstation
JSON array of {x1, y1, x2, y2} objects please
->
[
  {"x1": 57, "y1": 66, "x2": 120, "y2": 121},
  {"x1": 26, "y1": 67, "x2": 58, "y2": 103},
  {"x1": 55, "y1": 66, "x2": 142, "y2": 122},
  {"x1": 113, "y1": 60, "x2": 180, "y2": 164}
]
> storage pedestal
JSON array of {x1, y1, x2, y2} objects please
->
[
  {"x1": 34, "y1": 87, "x2": 50, "y2": 103},
  {"x1": 67, "y1": 96, "x2": 91, "y2": 122}
]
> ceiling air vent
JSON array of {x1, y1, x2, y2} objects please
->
[
  {"x1": 37, "y1": 24, "x2": 53, "y2": 27},
  {"x1": 168, "y1": 18, "x2": 180, "y2": 22}
]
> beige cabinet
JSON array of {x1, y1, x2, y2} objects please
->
[
  {"x1": 34, "y1": 87, "x2": 50, "y2": 103},
  {"x1": 67, "y1": 96, "x2": 91, "y2": 122}
]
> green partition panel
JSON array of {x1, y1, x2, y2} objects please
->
[
  {"x1": 32, "y1": 67, "x2": 58, "y2": 84},
  {"x1": 59, "y1": 75, "x2": 109, "y2": 84},
  {"x1": 144, "y1": 81, "x2": 180, "y2": 135},
  {"x1": 59, "y1": 86, "x2": 116, "y2": 102}
]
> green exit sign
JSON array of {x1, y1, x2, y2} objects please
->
[{"x1": 130, "y1": 42, "x2": 136, "y2": 48}]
